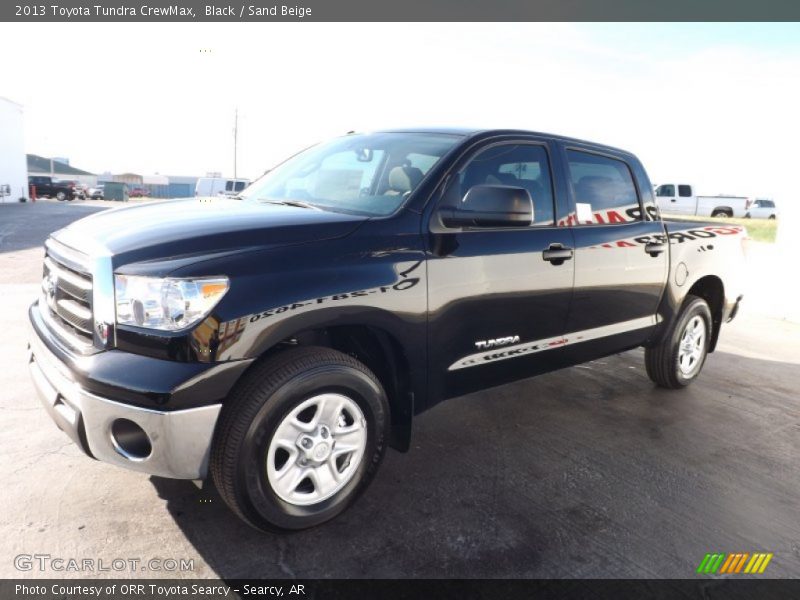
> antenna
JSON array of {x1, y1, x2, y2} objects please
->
[{"x1": 233, "y1": 108, "x2": 238, "y2": 179}]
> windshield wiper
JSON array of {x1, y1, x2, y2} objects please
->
[{"x1": 261, "y1": 199, "x2": 320, "y2": 210}]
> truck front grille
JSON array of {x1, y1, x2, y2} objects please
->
[{"x1": 41, "y1": 247, "x2": 95, "y2": 352}]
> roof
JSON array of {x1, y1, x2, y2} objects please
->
[
  {"x1": 27, "y1": 154, "x2": 94, "y2": 176},
  {"x1": 372, "y1": 127, "x2": 634, "y2": 157},
  {"x1": 143, "y1": 174, "x2": 169, "y2": 185}
]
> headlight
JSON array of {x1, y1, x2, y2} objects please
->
[{"x1": 114, "y1": 275, "x2": 229, "y2": 331}]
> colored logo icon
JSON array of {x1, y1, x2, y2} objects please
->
[{"x1": 697, "y1": 552, "x2": 773, "y2": 574}]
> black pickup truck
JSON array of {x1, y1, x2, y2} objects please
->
[
  {"x1": 28, "y1": 176, "x2": 78, "y2": 201},
  {"x1": 28, "y1": 129, "x2": 746, "y2": 531}
]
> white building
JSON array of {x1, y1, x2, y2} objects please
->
[{"x1": 0, "y1": 97, "x2": 27, "y2": 203}]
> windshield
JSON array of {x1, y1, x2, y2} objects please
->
[{"x1": 239, "y1": 132, "x2": 461, "y2": 216}]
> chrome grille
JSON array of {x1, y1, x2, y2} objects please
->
[{"x1": 41, "y1": 245, "x2": 95, "y2": 352}]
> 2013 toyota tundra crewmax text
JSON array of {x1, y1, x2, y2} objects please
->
[{"x1": 27, "y1": 129, "x2": 747, "y2": 531}]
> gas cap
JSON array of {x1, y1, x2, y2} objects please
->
[{"x1": 675, "y1": 262, "x2": 689, "y2": 286}]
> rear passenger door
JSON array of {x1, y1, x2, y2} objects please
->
[
  {"x1": 559, "y1": 145, "x2": 668, "y2": 360},
  {"x1": 675, "y1": 184, "x2": 695, "y2": 215}
]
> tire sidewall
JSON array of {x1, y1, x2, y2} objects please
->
[
  {"x1": 236, "y1": 364, "x2": 388, "y2": 530},
  {"x1": 669, "y1": 298, "x2": 712, "y2": 386}
]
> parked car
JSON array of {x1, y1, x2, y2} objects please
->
[
  {"x1": 87, "y1": 184, "x2": 104, "y2": 200},
  {"x1": 129, "y1": 187, "x2": 151, "y2": 198},
  {"x1": 28, "y1": 129, "x2": 747, "y2": 532},
  {"x1": 655, "y1": 183, "x2": 749, "y2": 218},
  {"x1": 27, "y1": 176, "x2": 76, "y2": 201},
  {"x1": 195, "y1": 177, "x2": 250, "y2": 198},
  {"x1": 745, "y1": 198, "x2": 778, "y2": 219},
  {"x1": 54, "y1": 180, "x2": 87, "y2": 200}
]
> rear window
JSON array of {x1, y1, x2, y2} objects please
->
[{"x1": 566, "y1": 150, "x2": 641, "y2": 225}]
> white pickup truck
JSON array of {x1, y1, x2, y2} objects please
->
[
  {"x1": 655, "y1": 183, "x2": 749, "y2": 218},
  {"x1": 745, "y1": 198, "x2": 778, "y2": 220}
]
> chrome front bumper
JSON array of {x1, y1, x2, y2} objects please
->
[{"x1": 28, "y1": 327, "x2": 222, "y2": 480}]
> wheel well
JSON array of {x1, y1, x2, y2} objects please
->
[
  {"x1": 712, "y1": 206, "x2": 733, "y2": 216},
  {"x1": 687, "y1": 275, "x2": 724, "y2": 352},
  {"x1": 260, "y1": 325, "x2": 414, "y2": 452}
]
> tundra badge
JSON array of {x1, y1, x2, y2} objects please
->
[{"x1": 475, "y1": 335, "x2": 521, "y2": 349}]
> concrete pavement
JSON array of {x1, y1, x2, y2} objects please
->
[{"x1": 1, "y1": 200, "x2": 798, "y2": 579}]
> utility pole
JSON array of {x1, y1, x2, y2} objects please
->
[{"x1": 233, "y1": 108, "x2": 238, "y2": 179}]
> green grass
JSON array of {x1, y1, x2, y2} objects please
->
[{"x1": 666, "y1": 214, "x2": 778, "y2": 243}]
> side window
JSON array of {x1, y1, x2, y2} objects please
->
[
  {"x1": 566, "y1": 150, "x2": 641, "y2": 225},
  {"x1": 678, "y1": 184, "x2": 692, "y2": 197},
  {"x1": 225, "y1": 180, "x2": 234, "y2": 192},
  {"x1": 234, "y1": 181, "x2": 247, "y2": 192},
  {"x1": 656, "y1": 184, "x2": 675, "y2": 197},
  {"x1": 454, "y1": 144, "x2": 555, "y2": 227}
]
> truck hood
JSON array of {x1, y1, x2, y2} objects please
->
[{"x1": 52, "y1": 198, "x2": 368, "y2": 266}]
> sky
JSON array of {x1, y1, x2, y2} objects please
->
[{"x1": 2, "y1": 22, "x2": 799, "y2": 206}]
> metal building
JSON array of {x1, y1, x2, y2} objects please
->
[{"x1": 0, "y1": 97, "x2": 28, "y2": 203}]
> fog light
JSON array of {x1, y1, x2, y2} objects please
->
[{"x1": 110, "y1": 418, "x2": 152, "y2": 460}]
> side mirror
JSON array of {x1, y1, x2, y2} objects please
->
[{"x1": 440, "y1": 184, "x2": 533, "y2": 228}]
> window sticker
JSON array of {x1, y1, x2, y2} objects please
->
[{"x1": 576, "y1": 202, "x2": 593, "y2": 223}]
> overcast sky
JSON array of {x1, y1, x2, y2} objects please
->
[{"x1": 2, "y1": 23, "x2": 799, "y2": 203}]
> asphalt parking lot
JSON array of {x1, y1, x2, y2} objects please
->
[{"x1": 1, "y1": 200, "x2": 799, "y2": 579}]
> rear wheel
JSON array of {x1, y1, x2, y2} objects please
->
[
  {"x1": 210, "y1": 346, "x2": 390, "y2": 532},
  {"x1": 711, "y1": 210, "x2": 730, "y2": 218},
  {"x1": 645, "y1": 295, "x2": 712, "y2": 389},
  {"x1": 55, "y1": 191, "x2": 66, "y2": 201}
]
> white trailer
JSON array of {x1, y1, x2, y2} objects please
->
[
  {"x1": 195, "y1": 177, "x2": 250, "y2": 198},
  {"x1": 655, "y1": 183, "x2": 749, "y2": 218},
  {"x1": 0, "y1": 97, "x2": 28, "y2": 203}
]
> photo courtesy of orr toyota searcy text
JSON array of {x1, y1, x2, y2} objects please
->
[{"x1": 15, "y1": 584, "x2": 250, "y2": 597}]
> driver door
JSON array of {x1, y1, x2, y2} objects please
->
[{"x1": 426, "y1": 141, "x2": 575, "y2": 402}]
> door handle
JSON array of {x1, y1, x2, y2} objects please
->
[
  {"x1": 670, "y1": 198, "x2": 676, "y2": 202},
  {"x1": 645, "y1": 242, "x2": 666, "y2": 256},
  {"x1": 542, "y1": 244, "x2": 574, "y2": 265}
]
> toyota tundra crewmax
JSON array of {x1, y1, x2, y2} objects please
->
[{"x1": 28, "y1": 129, "x2": 746, "y2": 531}]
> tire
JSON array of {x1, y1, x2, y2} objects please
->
[
  {"x1": 55, "y1": 191, "x2": 66, "y2": 201},
  {"x1": 711, "y1": 210, "x2": 730, "y2": 218},
  {"x1": 210, "y1": 346, "x2": 390, "y2": 532},
  {"x1": 769, "y1": 215, "x2": 776, "y2": 220},
  {"x1": 645, "y1": 295, "x2": 712, "y2": 389},
  {"x1": 744, "y1": 213, "x2": 751, "y2": 219}
]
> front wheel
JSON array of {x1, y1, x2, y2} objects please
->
[
  {"x1": 645, "y1": 295, "x2": 712, "y2": 389},
  {"x1": 210, "y1": 346, "x2": 390, "y2": 532}
]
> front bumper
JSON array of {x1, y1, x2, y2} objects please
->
[{"x1": 28, "y1": 322, "x2": 222, "y2": 480}]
